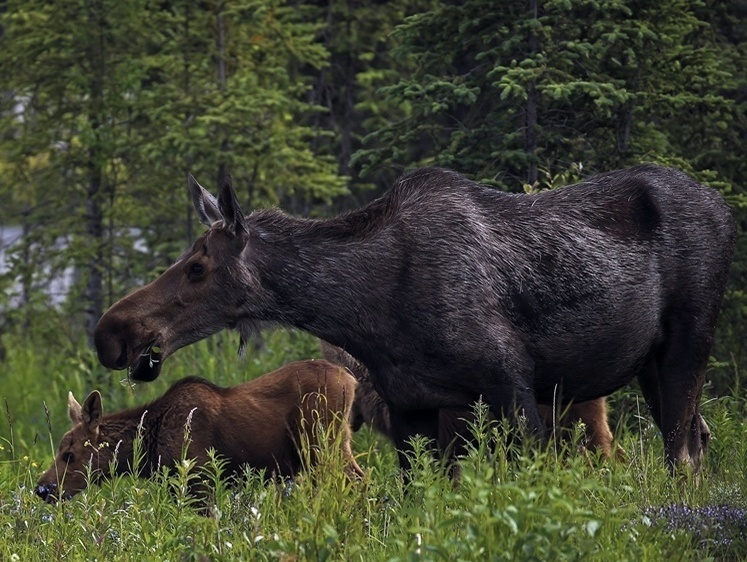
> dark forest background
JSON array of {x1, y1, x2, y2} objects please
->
[{"x1": 1, "y1": 0, "x2": 745, "y2": 394}]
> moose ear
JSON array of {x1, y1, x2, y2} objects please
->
[
  {"x1": 68, "y1": 392, "x2": 83, "y2": 425},
  {"x1": 189, "y1": 174, "x2": 222, "y2": 226},
  {"x1": 81, "y1": 391, "x2": 103, "y2": 432},
  {"x1": 217, "y1": 174, "x2": 247, "y2": 237}
]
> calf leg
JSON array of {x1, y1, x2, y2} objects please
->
[
  {"x1": 570, "y1": 398, "x2": 615, "y2": 458},
  {"x1": 540, "y1": 398, "x2": 622, "y2": 460},
  {"x1": 340, "y1": 423, "x2": 365, "y2": 479}
]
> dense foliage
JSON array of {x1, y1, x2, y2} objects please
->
[
  {"x1": 2, "y1": 332, "x2": 747, "y2": 560},
  {"x1": 0, "y1": 2, "x2": 746, "y2": 556},
  {"x1": 1, "y1": 1, "x2": 744, "y2": 381}
]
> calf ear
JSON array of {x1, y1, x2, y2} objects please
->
[
  {"x1": 68, "y1": 392, "x2": 83, "y2": 425},
  {"x1": 189, "y1": 174, "x2": 222, "y2": 226},
  {"x1": 82, "y1": 391, "x2": 103, "y2": 433},
  {"x1": 217, "y1": 173, "x2": 247, "y2": 237}
]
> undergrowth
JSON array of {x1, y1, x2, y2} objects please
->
[{"x1": 1, "y1": 330, "x2": 746, "y2": 560}]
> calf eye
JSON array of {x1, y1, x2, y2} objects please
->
[
  {"x1": 62, "y1": 452, "x2": 75, "y2": 464},
  {"x1": 188, "y1": 262, "x2": 205, "y2": 281}
]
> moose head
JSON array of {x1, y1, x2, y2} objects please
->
[
  {"x1": 94, "y1": 176, "x2": 261, "y2": 381},
  {"x1": 36, "y1": 391, "x2": 109, "y2": 502}
]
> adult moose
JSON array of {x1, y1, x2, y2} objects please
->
[{"x1": 94, "y1": 165, "x2": 736, "y2": 475}]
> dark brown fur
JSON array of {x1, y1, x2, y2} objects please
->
[
  {"x1": 320, "y1": 341, "x2": 621, "y2": 458},
  {"x1": 36, "y1": 360, "x2": 363, "y2": 503},
  {"x1": 94, "y1": 166, "x2": 735, "y2": 475}
]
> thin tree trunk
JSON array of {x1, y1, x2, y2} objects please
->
[
  {"x1": 339, "y1": 1, "x2": 358, "y2": 178},
  {"x1": 20, "y1": 205, "x2": 31, "y2": 335},
  {"x1": 525, "y1": 0, "x2": 539, "y2": 187},
  {"x1": 216, "y1": 4, "x2": 229, "y2": 184},
  {"x1": 84, "y1": 0, "x2": 106, "y2": 347},
  {"x1": 85, "y1": 155, "x2": 104, "y2": 348},
  {"x1": 183, "y1": 2, "x2": 194, "y2": 244},
  {"x1": 615, "y1": 62, "x2": 641, "y2": 166}
]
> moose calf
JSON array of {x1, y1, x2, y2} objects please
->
[
  {"x1": 320, "y1": 341, "x2": 621, "y2": 459},
  {"x1": 36, "y1": 360, "x2": 363, "y2": 503}
]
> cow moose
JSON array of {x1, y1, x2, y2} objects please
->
[
  {"x1": 36, "y1": 360, "x2": 363, "y2": 503},
  {"x1": 320, "y1": 341, "x2": 621, "y2": 459},
  {"x1": 93, "y1": 165, "x2": 736, "y2": 475}
]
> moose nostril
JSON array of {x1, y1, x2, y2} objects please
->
[{"x1": 114, "y1": 342, "x2": 128, "y2": 369}]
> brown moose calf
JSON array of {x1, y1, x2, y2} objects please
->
[{"x1": 36, "y1": 360, "x2": 363, "y2": 503}]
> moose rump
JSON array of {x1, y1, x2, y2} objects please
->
[
  {"x1": 36, "y1": 360, "x2": 362, "y2": 503},
  {"x1": 93, "y1": 164, "x2": 736, "y2": 474}
]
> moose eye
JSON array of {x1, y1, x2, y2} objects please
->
[
  {"x1": 188, "y1": 262, "x2": 205, "y2": 281},
  {"x1": 62, "y1": 452, "x2": 75, "y2": 464}
]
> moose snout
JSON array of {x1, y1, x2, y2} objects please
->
[
  {"x1": 93, "y1": 316, "x2": 130, "y2": 370},
  {"x1": 36, "y1": 482, "x2": 59, "y2": 503},
  {"x1": 95, "y1": 335, "x2": 128, "y2": 370}
]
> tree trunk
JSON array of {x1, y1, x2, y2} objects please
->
[
  {"x1": 216, "y1": 4, "x2": 229, "y2": 184},
  {"x1": 84, "y1": 0, "x2": 106, "y2": 347},
  {"x1": 85, "y1": 154, "x2": 104, "y2": 348},
  {"x1": 525, "y1": 0, "x2": 539, "y2": 187},
  {"x1": 339, "y1": 1, "x2": 359, "y2": 178},
  {"x1": 183, "y1": 3, "x2": 194, "y2": 244}
]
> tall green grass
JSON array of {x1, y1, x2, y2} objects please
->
[{"x1": 1, "y1": 329, "x2": 746, "y2": 560}]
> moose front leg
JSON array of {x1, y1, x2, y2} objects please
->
[
  {"x1": 481, "y1": 355, "x2": 545, "y2": 444},
  {"x1": 388, "y1": 408, "x2": 441, "y2": 476}
]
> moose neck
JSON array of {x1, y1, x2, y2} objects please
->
[
  {"x1": 246, "y1": 205, "x2": 397, "y2": 359},
  {"x1": 100, "y1": 404, "x2": 162, "y2": 479}
]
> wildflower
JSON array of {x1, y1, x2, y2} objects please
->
[
  {"x1": 643, "y1": 503, "x2": 747, "y2": 548},
  {"x1": 283, "y1": 479, "x2": 294, "y2": 497},
  {"x1": 185, "y1": 407, "x2": 198, "y2": 433}
]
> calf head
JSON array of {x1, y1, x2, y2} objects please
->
[{"x1": 36, "y1": 391, "x2": 111, "y2": 502}]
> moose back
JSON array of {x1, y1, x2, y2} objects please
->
[
  {"x1": 37, "y1": 360, "x2": 362, "y2": 502},
  {"x1": 94, "y1": 165, "x2": 736, "y2": 474}
]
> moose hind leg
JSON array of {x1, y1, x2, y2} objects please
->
[{"x1": 654, "y1": 319, "x2": 711, "y2": 475}]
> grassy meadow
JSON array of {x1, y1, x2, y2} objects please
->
[{"x1": 1, "y1": 327, "x2": 747, "y2": 561}]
